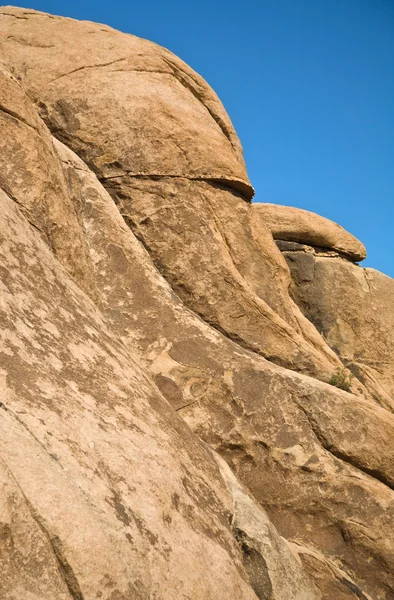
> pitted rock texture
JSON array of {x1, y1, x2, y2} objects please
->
[
  {"x1": 1, "y1": 7, "x2": 394, "y2": 600},
  {"x1": 254, "y1": 203, "x2": 367, "y2": 262}
]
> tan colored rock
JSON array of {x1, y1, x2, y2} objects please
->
[
  {"x1": 0, "y1": 186, "x2": 260, "y2": 600},
  {"x1": 54, "y1": 140, "x2": 394, "y2": 599},
  {"x1": 0, "y1": 24, "x2": 320, "y2": 596},
  {"x1": 108, "y1": 175, "x2": 344, "y2": 379},
  {"x1": 281, "y1": 247, "x2": 394, "y2": 408},
  {"x1": 289, "y1": 542, "x2": 375, "y2": 600},
  {"x1": 0, "y1": 5, "x2": 347, "y2": 384},
  {"x1": 0, "y1": 65, "x2": 95, "y2": 297},
  {"x1": 213, "y1": 452, "x2": 320, "y2": 600},
  {"x1": 0, "y1": 460, "x2": 72, "y2": 600},
  {"x1": 0, "y1": 5, "x2": 251, "y2": 198},
  {"x1": 254, "y1": 203, "x2": 367, "y2": 261},
  {"x1": 1, "y1": 7, "x2": 394, "y2": 600}
]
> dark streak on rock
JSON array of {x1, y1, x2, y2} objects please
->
[
  {"x1": 4, "y1": 465, "x2": 84, "y2": 600},
  {"x1": 340, "y1": 577, "x2": 372, "y2": 600},
  {"x1": 234, "y1": 528, "x2": 273, "y2": 600}
]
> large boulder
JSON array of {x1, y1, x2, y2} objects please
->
[
  {"x1": 0, "y1": 5, "x2": 343, "y2": 382},
  {"x1": 258, "y1": 204, "x2": 394, "y2": 408},
  {"x1": 0, "y1": 6, "x2": 250, "y2": 196},
  {"x1": 254, "y1": 203, "x2": 367, "y2": 262},
  {"x1": 0, "y1": 97, "x2": 321, "y2": 599},
  {"x1": 1, "y1": 7, "x2": 394, "y2": 600}
]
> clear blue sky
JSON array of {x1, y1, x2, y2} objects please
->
[{"x1": 16, "y1": 0, "x2": 394, "y2": 277}]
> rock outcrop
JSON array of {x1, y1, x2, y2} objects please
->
[
  {"x1": 0, "y1": 7, "x2": 393, "y2": 600},
  {"x1": 262, "y1": 205, "x2": 394, "y2": 409},
  {"x1": 254, "y1": 203, "x2": 367, "y2": 262}
]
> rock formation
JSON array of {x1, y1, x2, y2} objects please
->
[
  {"x1": 256, "y1": 203, "x2": 394, "y2": 411},
  {"x1": 0, "y1": 6, "x2": 393, "y2": 599},
  {"x1": 254, "y1": 203, "x2": 367, "y2": 262}
]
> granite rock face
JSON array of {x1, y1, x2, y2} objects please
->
[
  {"x1": 0, "y1": 7, "x2": 393, "y2": 600},
  {"x1": 278, "y1": 237, "x2": 394, "y2": 411},
  {"x1": 257, "y1": 203, "x2": 394, "y2": 410}
]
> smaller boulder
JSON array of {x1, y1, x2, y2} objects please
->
[{"x1": 254, "y1": 203, "x2": 366, "y2": 262}]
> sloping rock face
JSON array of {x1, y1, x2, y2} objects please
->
[
  {"x1": 0, "y1": 186, "x2": 262, "y2": 600},
  {"x1": 0, "y1": 7, "x2": 394, "y2": 600}
]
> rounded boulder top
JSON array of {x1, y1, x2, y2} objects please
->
[
  {"x1": 0, "y1": 6, "x2": 254, "y2": 199},
  {"x1": 254, "y1": 203, "x2": 367, "y2": 262}
]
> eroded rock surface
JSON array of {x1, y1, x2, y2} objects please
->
[
  {"x1": 1, "y1": 185, "x2": 270, "y2": 600},
  {"x1": 0, "y1": 6, "x2": 393, "y2": 600},
  {"x1": 280, "y1": 243, "x2": 394, "y2": 409},
  {"x1": 0, "y1": 5, "x2": 344, "y2": 383},
  {"x1": 255, "y1": 203, "x2": 367, "y2": 262}
]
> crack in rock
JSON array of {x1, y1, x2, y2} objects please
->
[{"x1": 296, "y1": 402, "x2": 394, "y2": 492}]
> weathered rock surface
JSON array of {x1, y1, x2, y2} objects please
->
[
  {"x1": 0, "y1": 65, "x2": 95, "y2": 297},
  {"x1": 254, "y1": 203, "x2": 367, "y2": 262},
  {"x1": 0, "y1": 5, "x2": 345, "y2": 384},
  {"x1": 0, "y1": 6, "x2": 250, "y2": 196},
  {"x1": 1, "y1": 6, "x2": 394, "y2": 600},
  {"x1": 213, "y1": 452, "x2": 320, "y2": 600},
  {"x1": 280, "y1": 243, "x2": 394, "y2": 409},
  {"x1": 53, "y1": 137, "x2": 394, "y2": 598},
  {"x1": 0, "y1": 186, "x2": 266, "y2": 600}
]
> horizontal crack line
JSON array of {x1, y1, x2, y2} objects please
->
[
  {"x1": 100, "y1": 173, "x2": 253, "y2": 201},
  {"x1": 46, "y1": 57, "x2": 130, "y2": 85}
]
